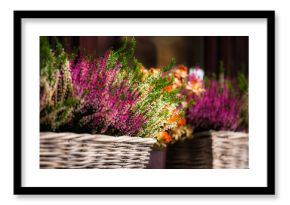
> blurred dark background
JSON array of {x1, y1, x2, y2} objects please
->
[{"x1": 48, "y1": 36, "x2": 248, "y2": 78}]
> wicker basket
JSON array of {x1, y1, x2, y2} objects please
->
[
  {"x1": 166, "y1": 130, "x2": 248, "y2": 169},
  {"x1": 40, "y1": 132, "x2": 156, "y2": 169}
]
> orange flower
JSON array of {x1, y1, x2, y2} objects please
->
[
  {"x1": 162, "y1": 131, "x2": 172, "y2": 143},
  {"x1": 163, "y1": 85, "x2": 173, "y2": 92},
  {"x1": 174, "y1": 68, "x2": 187, "y2": 80},
  {"x1": 177, "y1": 117, "x2": 186, "y2": 126},
  {"x1": 178, "y1": 64, "x2": 188, "y2": 72},
  {"x1": 167, "y1": 113, "x2": 179, "y2": 123},
  {"x1": 149, "y1": 67, "x2": 158, "y2": 74}
]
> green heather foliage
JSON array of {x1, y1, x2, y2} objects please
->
[
  {"x1": 116, "y1": 38, "x2": 183, "y2": 138},
  {"x1": 40, "y1": 37, "x2": 79, "y2": 131},
  {"x1": 237, "y1": 72, "x2": 249, "y2": 131}
]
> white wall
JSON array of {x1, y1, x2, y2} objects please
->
[{"x1": 0, "y1": 0, "x2": 287, "y2": 204}]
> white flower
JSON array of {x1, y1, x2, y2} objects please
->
[{"x1": 189, "y1": 67, "x2": 204, "y2": 80}]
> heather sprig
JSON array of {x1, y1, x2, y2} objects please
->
[{"x1": 40, "y1": 37, "x2": 79, "y2": 131}]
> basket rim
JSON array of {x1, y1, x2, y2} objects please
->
[
  {"x1": 40, "y1": 132, "x2": 157, "y2": 144},
  {"x1": 193, "y1": 130, "x2": 248, "y2": 139}
]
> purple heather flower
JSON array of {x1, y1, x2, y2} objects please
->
[
  {"x1": 186, "y1": 79, "x2": 242, "y2": 132},
  {"x1": 69, "y1": 52, "x2": 145, "y2": 136}
]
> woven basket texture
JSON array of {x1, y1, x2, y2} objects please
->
[
  {"x1": 40, "y1": 132, "x2": 156, "y2": 169},
  {"x1": 166, "y1": 130, "x2": 248, "y2": 169}
]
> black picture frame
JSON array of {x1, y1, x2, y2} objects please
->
[{"x1": 14, "y1": 10, "x2": 275, "y2": 195}]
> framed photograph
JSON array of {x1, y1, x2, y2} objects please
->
[{"x1": 14, "y1": 10, "x2": 275, "y2": 195}]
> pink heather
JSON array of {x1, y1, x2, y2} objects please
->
[
  {"x1": 187, "y1": 80, "x2": 241, "y2": 132},
  {"x1": 69, "y1": 52, "x2": 144, "y2": 136}
]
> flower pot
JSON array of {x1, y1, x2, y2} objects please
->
[
  {"x1": 146, "y1": 148, "x2": 167, "y2": 169},
  {"x1": 40, "y1": 132, "x2": 156, "y2": 169},
  {"x1": 166, "y1": 130, "x2": 248, "y2": 169}
]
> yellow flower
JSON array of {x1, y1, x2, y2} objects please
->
[{"x1": 149, "y1": 67, "x2": 161, "y2": 75}]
